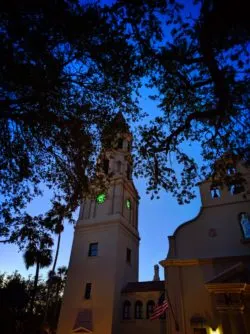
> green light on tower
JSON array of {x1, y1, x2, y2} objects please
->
[
  {"x1": 96, "y1": 193, "x2": 106, "y2": 204},
  {"x1": 126, "y1": 199, "x2": 131, "y2": 209}
]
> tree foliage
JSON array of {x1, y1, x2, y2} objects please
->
[
  {"x1": 0, "y1": 0, "x2": 167, "y2": 242},
  {"x1": 0, "y1": 0, "x2": 249, "y2": 245},
  {"x1": 0, "y1": 268, "x2": 67, "y2": 334},
  {"x1": 134, "y1": 0, "x2": 250, "y2": 203}
]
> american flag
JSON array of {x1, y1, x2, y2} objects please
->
[{"x1": 150, "y1": 293, "x2": 168, "y2": 320}]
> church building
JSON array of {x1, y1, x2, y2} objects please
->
[
  {"x1": 161, "y1": 155, "x2": 250, "y2": 334},
  {"x1": 57, "y1": 113, "x2": 250, "y2": 334},
  {"x1": 57, "y1": 113, "x2": 166, "y2": 334}
]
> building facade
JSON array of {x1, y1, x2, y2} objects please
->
[
  {"x1": 57, "y1": 113, "x2": 166, "y2": 334},
  {"x1": 161, "y1": 157, "x2": 250, "y2": 334},
  {"x1": 57, "y1": 113, "x2": 250, "y2": 334}
]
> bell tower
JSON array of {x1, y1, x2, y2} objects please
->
[{"x1": 57, "y1": 112, "x2": 140, "y2": 334}]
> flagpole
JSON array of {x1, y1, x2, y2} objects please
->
[{"x1": 165, "y1": 289, "x2": 180, "y2": 331}]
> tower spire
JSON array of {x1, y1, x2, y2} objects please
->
[
  {"x1": 153, "y1": 264, "x2": 160, "y2": 281},
  {"x1": 57, "y1": 111, "x2": 139, "y2": 334}
]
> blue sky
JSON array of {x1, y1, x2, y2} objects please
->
[
  {"x1": 0, "y1": 86, "x2": 202, "y2": 282},
  {"x1": 0, "y1": 172, "x2": 202, "y2": 281},
  {"x1": 0, "y1": 0, "x2": 202, "y2": 282}
]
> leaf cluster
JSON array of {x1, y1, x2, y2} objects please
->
[
  {"x1": 0, "y1": 0, "x2": 165, "y2": 241},
  {"x1": 135, "y1": 0, "x2": 250, "y2": 203}
]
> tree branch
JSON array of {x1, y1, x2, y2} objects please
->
[
  {"x1": 156, "y1": 108, "x2": 222, "y2": 153},
  {"x1": 0, "y1": 239, "x2": 11, "y2": 243},
  {"x1": 192, "y1": 78, "x2": 212, "y2": 88}
]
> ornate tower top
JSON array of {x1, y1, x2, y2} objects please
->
[
  {"x1": 57, "y1": 111, "x2": 140, "y2": 334},
  {"x1": 78, "y1": 111, "x2": 138, "y2": 229},
  {"x1": 97, "y1": 112, "x2": 133, "y2": 180},
  {"x1": 101, "y1": 112, "x2": 132, "y2": 152},
  {"x1": 104, "y1": 111, "x2": 130, "y2": 134},
  {"x1": 153, "y1": 264, "x2": 160, "y2": 281}
]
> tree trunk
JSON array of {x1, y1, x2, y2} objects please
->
[
  {"x1": 52, "y1": 278, "x2": 62, "y2": 330},
  {"x1": 43, "y1": 231, "x2": 61, "y2": 328},
  {"x1": 30, "y1": 261, "x2": 39, "y2": 313},
  {"x1": 52, "y1": 232, "x2": 61, "y2": 274}
]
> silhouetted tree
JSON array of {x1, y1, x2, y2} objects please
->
[
  {"x1": 0, "y1": 0, "x2": 249, "y2": 245},
  {"x1": 0, "y1": 272, "x2": 29, "y2": 334},
  {"x1": 23, "y1": 238, "x2": 53, "y2": 313},
  {"x1": 42, "y1": 218, "x2": 64, "y2": 328},
  {"x1": 0, "y1": 0, "x2": 167, "y2": 243},
  {"x1": 134, "y1": 0, "x2": 250, "y2": 203},
  {"x1": 0, "y1": 269, "x2": 67, "y2": 334},
  {"x1": 46, "y1": 266, "x2": 68, "y2": 333}
]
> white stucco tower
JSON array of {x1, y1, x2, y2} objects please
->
[{"x1": 57, "y1": 113, "x2": 140, "y2": 334}]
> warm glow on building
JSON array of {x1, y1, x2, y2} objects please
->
[
  {"x1": 57, "y1": 113, "x2": 250, "y2": 334},
  {"x1": 208, "y1": 327, "x2": 222, "y2": 334}
]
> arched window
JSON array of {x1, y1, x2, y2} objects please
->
[
  {"x1": 230, "y1": 183, "x2": 245, "y2": 195},
  {"x1": 118, "y1": 138, "x2": 123, "y2": 149},
  {"x1": 146, "y1": 300, "x2": 155, "y2": 319},
  {"x1": 226, "y1": 163, "x2": 236, "y2": 175},
  {"x1": 239, "y1": 212, "x2": 250, "y2": 240},
  {"x1": 123, "y1": 300, "x2": 131, "y2": 319},
  {"x1": 135, "y1": 301, "x2": 143, "y2": 319},
  {"x1": 116, "y1": 161, "x2": 122, "y2": 173},
  {"x1": 127, "y1": 164, "x2": 131, "y2": 180},
  {"x1": 103, "y1": 159, "x2": 109, "y2": 175},
  {"x1": 210, "y1": 186, "x2": 220, "y2": 198}
]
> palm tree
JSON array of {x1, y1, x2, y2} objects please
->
[
  {"x1": 51, "y1": 220, "x2": 64, "y2": 274},
  {"x1": 43, "y1": 219, "x2": 64, "y2": 328},
  {"x1": 23, "y1": 243, "x2": 52, "y2": 313},
  {"x1": 43, "y1": 266, "x2": 67, "y2": 332},
  {"x1": 54, "y1": 266, "x2": 67, "y2": 300}
]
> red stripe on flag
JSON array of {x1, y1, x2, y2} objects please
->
[{"x1": 150, "y1": 300, "x2": 168, "y2": 320}]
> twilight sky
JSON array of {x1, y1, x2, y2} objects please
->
[
  {"x1": 0, "y1": 0, "x2": 202, "y2": 282},
  {"x1": 0, "y1": 171, "x2": 202, "y2": 282},
  {"x1": 0, "y1": 89, "x2": 202, "y2": 282}
]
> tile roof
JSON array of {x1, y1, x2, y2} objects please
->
[{"x1": 122, "y1": 280, "x2": 165, "y2": 293}]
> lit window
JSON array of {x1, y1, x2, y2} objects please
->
[
  {"x1": 227, "y1": 164, "x2": 236, "y2": 175},
  {"x1": 210, "y1": 187, "x2": 220, "y2": 198},
  {"x1": 230, "y1": 183, "x2": 245, "y2": 195},
  {"x1": 239, "y1": 212, "x2": 250, "y2": 240},
  {"x1": 146, "y1": 300, "x2": 155, "y2": 319},
  {"x1": 123, "y1": 301, "x2": 131, "y2": 319},
  {"x1": 84, "y1": 283, "x2": 92, "y2": 299},
  {"x1": 96, "y1": 193, "x2": 106, "y2": 204},
  {"x1": 126, "y1": 248, "x2": 131, "y2": 264},
  {"x1": 88, "y1": 243, "x2": 98, "y2": 256},
  {"x1": 135, "y1": 301, "x2": 143, "y2": 319}
]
